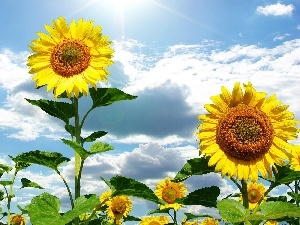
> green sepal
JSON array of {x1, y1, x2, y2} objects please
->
[
  {"x1": 89, "y1": 142, "x2": 114, "y2": 154},
  {"x1": 20, "y1": 178, "x2": 44, "y2": 189},
  {"x1": 14, "y1": 150, "x2": 70, "y2": 171},
  {"x1": 174, "y1": 157, "x2": 215, "y2": 182},
  {"x1": 25, "y1": 99, "x2": 75, "y2": 124},
  {"x1": 61, "y1": 138, "x2": 89, "y2": 160},
  {"x1": 89, "y1": 88, "x2": 137, "y2": 110},
  {"x1": 83, "y1": 131, "x2": 108, "y2": 143},
  {"x1": 175, "y1": 186, "x2": 220, "y2": 207},
  {"x1": 109, "y1": 175, "x2": 162, "y2": 204}
]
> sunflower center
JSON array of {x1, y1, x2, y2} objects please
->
[
  {"x1": 162, "y1": 187, "x2": 178, "y2": 204},
  {"x1": 248, "y1": 189, "x2": 261, "y2": 203},
  {"x1": 112, "y1": 201, "x2": 127, "y2": 215},
  {"x1": 50, "y1": 39, "x2": 91, "y2": 77},
  {"x1": 216, "y1": 104, "x2": 274, "y2": 161}
]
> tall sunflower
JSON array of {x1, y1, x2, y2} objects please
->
[
  {"x1": 106, "y1": 195, "x2": 132, "y2": 224},
  {"x1": 27, "y1": 16, "x2": 114, "y2": 98},
  {"x1": 154, "y1": 177, "x2": 187, "y2": 211},
  {"x1": 139, "y1": 216, "x2": 169, "y2": 225},
  {"x1": 200, "y1": 218, "x2": 219, "y2": 225},
  {"x1": 239, "y1": 182, "x2": 267, "y2": 210},
  {"x1": 196, "y1": 82, "x2": 299, "y2": 182}
]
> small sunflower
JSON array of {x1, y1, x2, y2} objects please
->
[
  {"x1": 106, "y1": 195, "x2": 133, "y2": 224},
  {"x1": 10, "y1": 214, "x2": 26, "y2": 225},
  {"x1": 264, "y1": 221, "x2": 278, "y2": 225},
  {"x1": 196, "y1": 82, "x2": 299, "y2": 182},
  {"x1": 27, "y1": 16, "x2": 114, "y2": 98},
  {"x1": 183, "y1": 219, "x2": 199, "y2": 225},
  {"x1": 154, "y1": 177, "x2": 187, "y2": 211},
  {"x1": 139, "y1": 216, "x2": 169, "y2": 225},
  {"x1": 200, "y1": 218, "x2": 219, "y2": 225},
  {"x1": 100, "y1": 189, "x2": 112, "y2": 203},
  {"x1": 239, "y1": 182, "x2": 267, "y2": 210},
  {"x1": 290, "y1": 145, "x2": 300, "y2": 171}
]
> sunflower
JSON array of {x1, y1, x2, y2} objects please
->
[
  {"x1": 139, "y1": 216, "x2": 169, "y2": 225},
  {"x1": 10, "y1": 214, "x2": 26, "y2": 225},
  {"x1": 239, "y1": 182, "x2": 267, "y2": 210},
  {"x1": 200, "y1": 218, "x2": 219, "y2": 225},
  {"x1": 290, "y1": 145, "x2": 300, "y2": 171},
  {"x1": 196, "y1": 82, "x2": 299, "y2": 182},
  {"x1": 183, "y1": 219, "x2": 199, "y2": 225},
  {"x1": 106, "y1": 195, "x2": 133, "y2": 224},
  {"x1": 154, "y1": 177, "x2": 187, "y2": 211},
  {"x1": 264, "y1": 221, "x2": 278, "y2": 225},
  {"x1": 27, "y1": 16, "x2": 114, "y2": 98}
]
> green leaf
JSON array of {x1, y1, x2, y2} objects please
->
[
  {"x1": 0, "y1": 190, "x2": 4, "y2": 201},
  {"x1": 266, "y1": 196, "x2": 287, "y2": 203},
  {"x1": 27, "y1": 192, "x2": 63, "y2": 225},
  {"x1": 20, "y1": 178, "x2": 44, "y2": 189},
  {"x1": 287, "y1": 192, "x2": 300, "y2": 202},
  {"x1": 61, "y1": 194, "x2": 99, "y2": 224},
  {"x1": 83, "y1": 131, "x2": 108, "y2": 143},
  {"x1": 89, "y1": 88, "x2": 137, "y2": 109},
  {"x1": 184, "y1": 213, "x2": 212, "y2": 221},
  {"x1": 61, "y1": 138, "x2": 89, "y2": 160},
  {"x1": 17, "y1": 205, "x2": 28, "y2": 214},
  {"x1": 123, "y1": 215, "x2": 142, "y2": 222},
  {"x1": 101, "y1": 177, "x2": 115, "y2": 192},
  {"x1": 89, "y1": 142, "x2": 114, "y2": 154},
  {"x1": 174, "y1": 157, "x2": 215, "y2": 182},
  {"x1": 0, "y1": 181, "x2": 13, "y2": 186},
  {"x1": 273, "y1": 165, "x2": 300, "y2": 184},
  {"x1": 176, "y1": 186, "x2": 220, "y2": 207},
  {"x1": 9, "y1": 155, "x2": 31, "y2": 172},
  {"x1": 109, "y1": 175, "x2": 162, "y2": 204},
  {"x1": 259, "y1": 201, "x2": 300, "y2": 220},
  {"x1": 0, "y1": 164, "x2": 12, "y2": 173},
  {"x1": 14, "y1": 150, "x2": 70, "y2": 171},
  {"x1": 217, "y1": 199, "x2": 246, "y2": 223},
  {"x1": 148, "y1": 208, "x2": 170, "y2": 215},
  {"x1": 65, "y1": 124, "x2": 76, "y2": 137},
  {"x1": 25, "y1": 99, "x2": 75, "y2": 124}
]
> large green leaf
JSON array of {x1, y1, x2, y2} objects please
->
[
  {"x1": 217, "y1": 199, "x2": 246, "y2": 223},
  {"x1": 176, "y1": 186, "x2": 220, "y2": 207},
  {"x1": 20, "y1": 178, "x2": 44, "y2": 189},
  {"x1": 174, "y1": 157, "x2": 215, "y2": 182},
  {"x1": 14, "y1": 150, "x2": 70, "y2": 171},
  {"x1": 25, "y1": 99, "x2": 75, "y2": 124},
  {"x1": 273, "y1": 165, "x2": 300, "y2": 184},
  {"x1": 258, "y1": 201, "x2": 300, "y2": 220},
  {"x1": 83, "y1": 131, "x2": 108, "y2": 143},
  {"x1": 109, "y1": 176, "x2": 162, "y2": 204},
  {"x1": 61, "y1": 139, "x2": 89, "y2": 160},
  {"x1": 89, "y1": 88, "x2": 137, "y2": 109},
  {"x1": 9, "y1": 155, "x2": 31, "y2": 172},
  {"x1": 89, "y1": 142, "x2": 114, "y2": 154},
  {"x1": 28, "y1": 193, "x2": 99, "y2": 225}
]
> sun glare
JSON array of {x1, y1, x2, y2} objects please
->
[{"x1": 109, "y1": 0, "x2": 138, "y2": 10}]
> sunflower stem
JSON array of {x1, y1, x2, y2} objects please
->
[
  {"x1": 241, "y1": 180, "x2": 249, "y2": 209},
  {"x1": 7, "y1": 170, "x2": 17, "y2": 225}
]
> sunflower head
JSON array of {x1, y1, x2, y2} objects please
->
[
  {"x1": 106, "y1": 195, "x2": 133, "y2": 224},
  {"x1": 290, "y1": 145, "x2": 300, "y2": 171},
  {"x1": 264, "y1": 221, "x2": 278, "y2": 225},
  {"x1": 239, "y1": 182, "x2": 267, "y2": 210},
  {"x1": 27, "y1": 16, "x2": 114, "y2": 98},
  {"x1": 199, "y1": 218, "x2": 219, "y2": 225},
  {"x1": 10, "y1": 214, "x2": 26, "y2": 225},
  {"x1": 197, "y1": 81, "x2": 299, "y2": 182},
  {"x1": 154, "y1": 177, "x2": 187, "y2": 211},
  {"x1": 139, "y1": 216, "x2": 169, "y2": 225}
]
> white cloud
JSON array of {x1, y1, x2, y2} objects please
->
[
  {"x1": 273, "y1": 33, "x2": 291, "y2": 41},
  {"x1": 257, "y1": 3, "x2": 294, "y2": 16}
]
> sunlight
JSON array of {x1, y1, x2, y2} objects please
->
[{"x1": 108, "y1": 0, "x2": 139, "y2": 10}]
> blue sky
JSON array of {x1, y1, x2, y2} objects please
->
[{"x1": 0, "y1": 0, "x2": 300, "y2": 224}]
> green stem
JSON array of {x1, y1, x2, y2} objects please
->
[
  {"x1": 241, "y1": 180, "x2": 249, "y2": 209},
  {"x1": 7, "y1": 170, "x2": 17, "y2": 225},
  {"x1": 56, "y1": 169, "x2": 74, "y2": 209},
  {"x1": 173, "y1": 209, "x2": 177, "y2": 225}
]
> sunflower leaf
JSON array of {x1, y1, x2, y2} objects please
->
[
  {"x1": 257, "y1": 201, "x2": 300, "y2": 220},
  {"x1": 184, "y1": 213, "x2": 213, "y2": 221},
  {"x1": 14, "y1": 150, "x2": 70, "y2": 171},
  {"x1": 20, "y1": 178, "x2": 44, "y2": 189},
  {"x1": 273, "y1": 165, "x2": 300, "y2": 184},
  {"x1": 109, "y1": 175, "x2": 162, "y2": 204},
  {"x1": 25, "y1": 99, "x2": 75, "y2": 124},
  {"x1": 217, "y1": 199, "x2": 246, "y2": 223},
  {"x1": 89, "y1": 88, "x2": 137, "y2": 109},
  {"x1": 83, "y1": 131, "x2": 108, "y2": 143},
  {"x1": 123, "y1": 215, "x2": 142, "y2": 222},
  {"x1": 174, "y1": 157, "x2": 215, "y2": 182},
  {"x1": 175, "y1": 186, "x2": 220, "y2": 207},
  {"x1": 89, "y1": 142, "x2": 114, "y2": 154},
  {"x1": 61, "y1": 138, "x2": 89, "y2": 160}
]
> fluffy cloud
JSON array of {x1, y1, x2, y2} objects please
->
[{"x1": 257, "y1": 3, "x2": 294, "y2": 16}]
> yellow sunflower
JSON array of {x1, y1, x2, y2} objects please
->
[
  {"x1": 154, "y1": 177, "x2": 187, "y2": 211},
  {"x1": 27, "y1": 16, "x2": 114, "y2": 98},
  {"x1": 264, "y1": 221, "x2": 278, "y2": 225},
  {"x1": 239, "y1": 182, "x2": 267, "y2": 210},
  {"x1": 200, "y1": 218, "x2": 219, "y2": 225},
  {"x1": 139, "y1": 216, "x2": 169, "y2": 225},
  {"x1": 106, "y1": 195, "x2": 133, "y2": 224},
  {"x1": 10, "y1": 214, "x2": 26, "y2": 225},
  {"x1": 183, "y1": 219, "x2": 199, "y2": 225},
  {"x1": 290, "y1": 145, "x2": 300, "y2": 171},
  {"x1": 196, "y1": 82, "x2": 299, "y2": 182}
]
